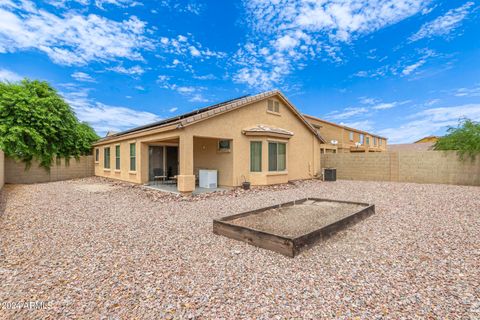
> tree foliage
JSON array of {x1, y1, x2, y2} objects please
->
[
  {"x1": 0, "y1": 79, "x2": 99, "y2": 169},
  {"x1": 434, "y1": 119, "x2": 480, "y2": 159}
]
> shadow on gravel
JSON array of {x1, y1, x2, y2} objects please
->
[{"x1": 0, "y1": 187, "x2": 7, "y2": 218}]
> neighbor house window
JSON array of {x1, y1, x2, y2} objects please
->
[
  {"x1": 95, "y1": 148, "x2": 99, "y2": 162},
  {"x1": 250, "y1": 141, "x2": 262, "y2": 172},
  {"x1": 130, "y1": 143, "x2": 136, "y2": 171},
  {"x1": 115, "y1": 145, "x2": 120, "y2": 170},
  {"x1": 267, "y1": 100, "x2": 280, "y2": 113},
  {"x1": 359, "y1": 134, "x2": 364, "y2": 145},
  {"x1": 366, "y1": 137, "x2": 370, "y2": 145},
  {"x1": 349, "y1": 131, "x2": 354, "y2": 141},
  {"x1": 104, "y1": 147, "x2": 110, "y2": 169},
  {"x1": 379, "y1": 138, "x2": 383, "y2": 146},
  {"x1": 268, "y1": 142, "x2": 286, "y2": 171},
  {"x1": 218, "y1": 140, "x2": 231, "y2": 152},
  {"x1": 373, "y1": 137, "x2": 377, "y2": 146}
]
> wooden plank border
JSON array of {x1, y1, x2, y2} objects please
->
[{"x1": 213, "y1": 198, "x2": 375, "y2": 257}]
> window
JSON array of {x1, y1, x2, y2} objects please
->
[
  {"x1": 267, "y1": 100, "x2": 280, "y2": 113},
  {"x1": 115, "y1": 145, "x2": 120, "y2": 170},
  {"x1": 250, "y1": 141, "x2": 262, "y2": 172},
  {"x1": 373, "y1": 137, "x2": 377, "y2": 146},
  {"x1": 349, "y1": 131, "x2": 354, "y2": 141},
  {"x1": 379, "y1": 138, "x2": 383, "y2": 146},
  {"x1": 95, "y1": 148, "x2": 99, "y2": 162},
  {"x1": 268, "y1": 142, "x2": 286, "y2": 171},
  {"x1": 366, "y1": 137, "x2": 370, "y2": 145},
  {"x1": 104, "y1": 147, "x2": 110, "y2": 169},
  {"x1": 218, "y1": 140, "x2": 231, "y2": 152},
  {"x1": 130, "y1": 143, "x2": 136, "y2": 171},
  {"x1": 359, "y1": 134, "x2": 364, "y2": 145}
]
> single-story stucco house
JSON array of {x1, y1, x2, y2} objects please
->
[{"x1": 93, "y1": 90, "x2": 326, "y2": 193}]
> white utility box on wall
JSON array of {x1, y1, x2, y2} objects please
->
[{"x1": 199, "y1": 169, "x2": 218, "y2": 188}]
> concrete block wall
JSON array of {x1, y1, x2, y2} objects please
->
[
  {"x1": 5, "y1": 156, "x2": 94, "y2": 184},
  {"x1": 0, "y1": 150, "x2": 4, "y2": 190},
  {"x1": 322, "y1": 151, "x2": 480, "y2": 186}
]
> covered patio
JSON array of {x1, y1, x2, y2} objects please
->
[{"x1": 142, "y1": 134, "x2": 233, "y2": 193}]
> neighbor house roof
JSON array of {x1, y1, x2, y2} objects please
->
[
  {"x1": 94, "y1": 90, "x2": 326, "y2": 145},
  {"x1": 414, "y1": 136, "x2": 439, "y2": 143},
  {"x1": 303, "y1": 114, "x2": 387, "y2": 140}
]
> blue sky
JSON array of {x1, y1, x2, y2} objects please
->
[{"x1": 0, "y1": 0, "x2": 479, "y2": 143}]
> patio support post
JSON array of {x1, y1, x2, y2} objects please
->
[{"x1": 177, "y1": 133, "x2": 195, "y2": 193}]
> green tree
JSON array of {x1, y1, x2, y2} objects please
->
[
  {"x1": 0, "y1": 79, "x2": 99, "y2": 169},
  {"x1": 434, "y1": 119, "x2": 480, "y2": 159}
]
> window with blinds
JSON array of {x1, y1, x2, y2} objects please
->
[
  {"x1": 267, "y1": 100, "x2": 280, "y2": 113},
  {"x1": 250, "y1": 141, "x2": 262, "y2": 172},
  {"x1": 130, "y1": 143, "x2": 136, "y2": 171},
  {"x1": 268, "y1": 142, "x2": 286, "y2": 171},
  {"x1": 104, "y1": 147, "x2": 110, "y2": 169}
]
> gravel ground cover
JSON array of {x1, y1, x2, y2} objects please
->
[
  {"x1": 0, "y1": 177, "x2": 479, "y2": 319},
  {"x1": 231, "y1": 201, "x2": 367, "y2": 237}
]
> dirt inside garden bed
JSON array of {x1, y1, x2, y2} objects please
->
[{"x1": 230, "y1": 200, "x2": 367, "y2": 238}]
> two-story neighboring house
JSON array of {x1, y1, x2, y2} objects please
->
[{"x1": 303, "y1": 115, "x2": 387, "y2": 153}]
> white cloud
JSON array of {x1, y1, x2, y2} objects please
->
[
  {"x1": 410, "y1": 2, "x2": 474, "y2": 41},
  {"x1": 134, "y1": 85, "x2": 145, "y2": 91},
  {"x1": 189, "y1": 46, "x2": 201, "y2": 57},
  {"x1": 158, "y1": 34, "x2": 225, "y2": 59},
  {"x1": 159, "y1": 1, "x2": 205, "y2": 15},
  {"x1": 425, "y1": 98, "x2": 440, "y2": 106},
  {"x1": 0, "y1": 2, "x2": 153, "y2": 65},
  {"x1": 107, "y1": 65, "x2": 145, "y2": 76},
  {"x1": 156, "y1": 74, "x2": 207, "y2": 100},
  {"x1": 193, "y1": 74, "x2": 216, "y2": 80},
  {"x1": 454, "y1": 84, "x2": 480, "y2": 97},
  {"x1": 359, "y1": 97, "x2": 380, "y2": 105},
  {"x1": 71, "y1": 71, "x2": 95, "y2": 82},
  {"x1": 341, "y1": 120, "x2": 374, "y2": 132},
  {"x1": 327, "y1": 107, "x2": 369, "y2": 120},
  {"x1": 402, "y1": 59, "x2": 426, "y2": 75},
  {"x1": 168, "y1": 107, "x2": 178, "y2": 113},
  {"x1": 234, "y1": 0, "x2": 428, "y2": 88},
  {"x1": 0, "y1": 68, "x2": 22, "y2": 82},
  {"x1": 355, "y1": 49, "x2": 437, "y2": 79},
  {"x1": 372, "y1": 102, "x2": 396, "y2": 110},
  {"x1": 379, "y1": 103, "x2": 480, "y2": 143},
  {"x1": 189, "y1": 94, "x2": 209, "y2": 103},
  {"x1": 47, "y1": 0, "x2": 141, "y2": 9},
  {"x1": 176, "y1": 86, "x2": 195, "y2": 94},
  {"x1": 62, "y1": 87, "x2": 160, "y2": 135}
]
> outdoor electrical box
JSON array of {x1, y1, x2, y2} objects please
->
[{"x1": 324, "y1": 168, "x2": 337, "y2": 181}]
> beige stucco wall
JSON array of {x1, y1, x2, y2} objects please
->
[
  {"x1": 94, "y1": 94, "x2": 322, "y2": 189},
  {"x1": 0, "y1": 150, "x2": 4, "y2": 190},
  {"x1": 5, "y1": 156, "x2": 94, "y2": 184},
  {"x1": 193, "y1": 137, "x2": 233, "y2": 186},
  {"x1": 181, "y1": 96, "x2": 321, "y2": 187},
  {"x1": 322, "y1": 151, "x2": 480, "y2": 186},
  {"x1": 306, "y1": 116, "x2": 387, "y2": 153}
]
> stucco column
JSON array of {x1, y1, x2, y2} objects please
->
[{"x1": 177, "y1": 133, "x2": 195, "y2": 193}]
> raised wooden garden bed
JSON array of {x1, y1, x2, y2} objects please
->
[{"x1": 213, "y1": 198, "x2": 375, "y2": 257}]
